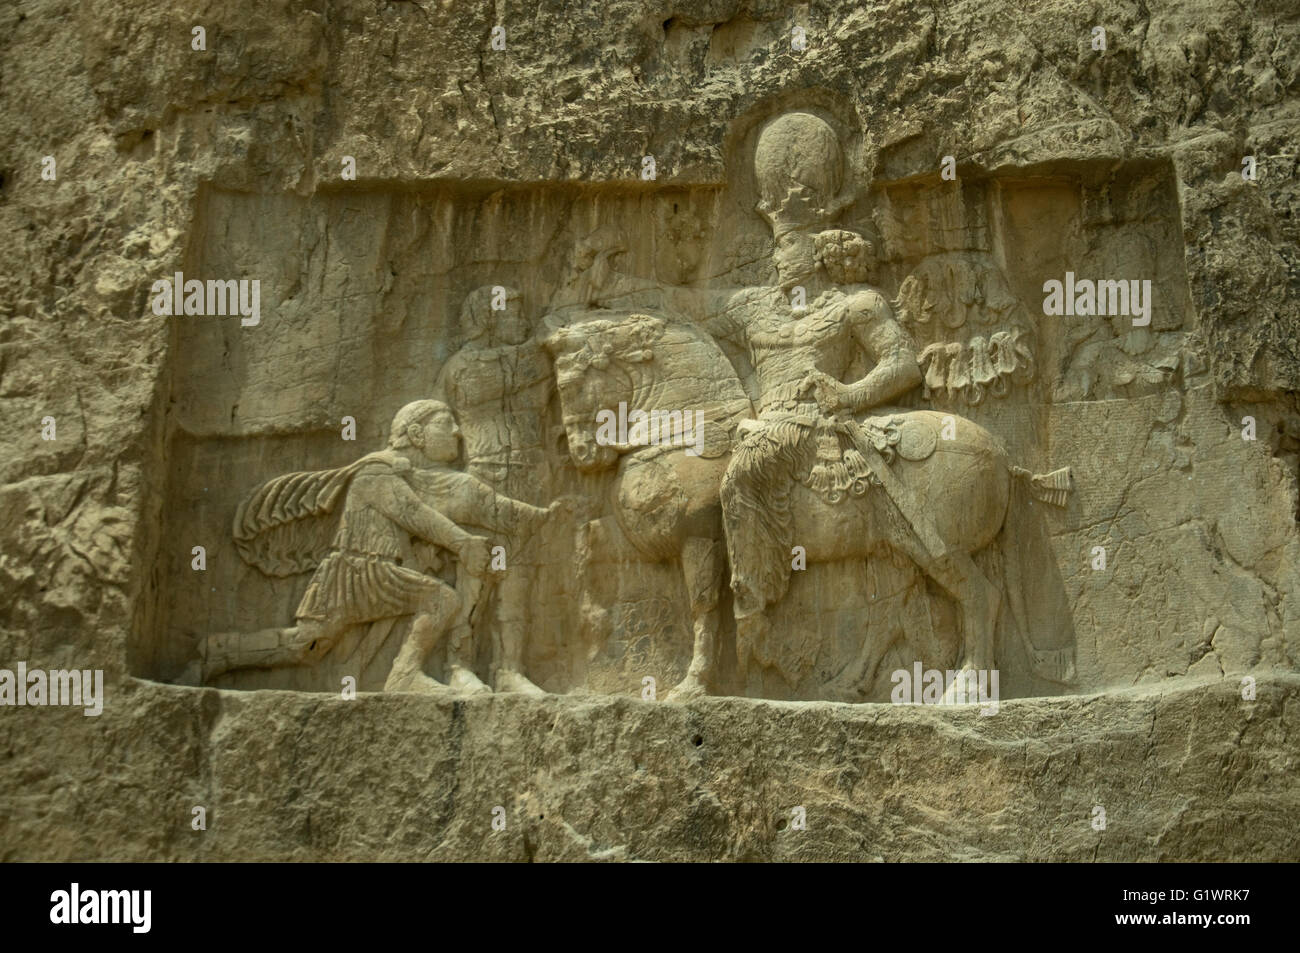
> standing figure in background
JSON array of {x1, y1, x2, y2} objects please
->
[{"x1": 434, "y1": 285, "x2": 559, "y2": 694}]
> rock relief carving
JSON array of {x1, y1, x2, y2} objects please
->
[
  {"x1": 173, "y1": 109, "x2": 1081, "y2": 702},
  {"x1": 180, "y1": 400, "x2": 567, "y2": 694},
  {"x1": 432, "y1": 285, "x2": 559, "y2": 695},
  {"x1": 546, "y1": 112, "x2": 1077, "y2": 699}
]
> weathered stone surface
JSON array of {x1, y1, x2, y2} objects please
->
[
  {"x1": 1, "y1": 674, "x2": 1296, "y2": 861},
  {"x1": 2, "y1": 0, "x2": 1298, "y2": 860}
]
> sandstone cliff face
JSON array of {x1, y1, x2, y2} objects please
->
[{"x1": 1, "y1": 0, "x2": 1298, "y2": 860}]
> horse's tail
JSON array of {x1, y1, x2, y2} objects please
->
[
  {"x1": 1000, "y1": 465, "x2": 1076, "y2": 685},
  {"x1": 1009, "y1": 465, "x2": 1072, "y2": 507}
]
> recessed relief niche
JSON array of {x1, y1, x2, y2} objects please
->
[{"x1": 135, "y1": 108, "x2": 1248, "y2": 707}]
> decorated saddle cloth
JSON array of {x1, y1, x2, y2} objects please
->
[
  {"x1": 734, "y1": 392, "x2": 935, "y2": 505},
  {"x1": 725, "y1": 395, "x2": 948, "y2": 614}
]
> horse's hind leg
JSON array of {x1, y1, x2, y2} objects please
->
[
  {"x1": 926, "y1": 549, "x2": 1001, "y2": 703},
  {"x1": 939, "y1": 550, "x2": 1001, "y2": 689},
  {"x1": 882, "y1": 529, "x2": 1001, "y2": 701},
  {"x1": 666, "y1": 536, "x2": 724, "y2": 702}
]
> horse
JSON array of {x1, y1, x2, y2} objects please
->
[{"x1": 544, "y1": 309, "x2": 1072, "y2": 702}]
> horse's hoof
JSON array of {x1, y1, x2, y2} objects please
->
[
  {"x1": 448, "y1": 665, "x2": 493, "y2": 696},
  {"x1": 665, "y1": 676, "x2": 708, "y2": 703},
  {"x1": 385, "y1": 670, "x2": 453, "y2": 696},
  {"x1": 495, "y1": 669, "x2": 546, "y2": 696},
  {"x1": 940, "y1": 668, "x2": 984, "y2": 705}
]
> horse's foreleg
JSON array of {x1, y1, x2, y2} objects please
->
[{"x1": 666, "y1": 536, "x2": 724, "y2": 702}]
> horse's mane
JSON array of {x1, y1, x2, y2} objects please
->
[
  {"x1": 549, "y1": 311, "x2": 753, "y2": 461},
  {"x1": 552, "y1": 311, "x2": 746, "y2": 400}
]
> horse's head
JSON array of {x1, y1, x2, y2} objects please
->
[{"x1": 544, "y1": 313, "x2": 666, "y2": 472}]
